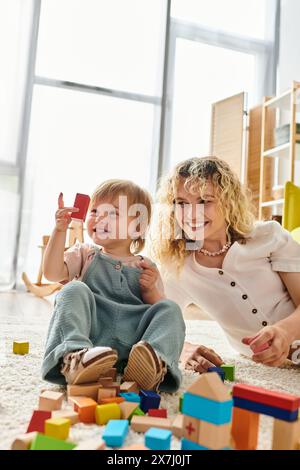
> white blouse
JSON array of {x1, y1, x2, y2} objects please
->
[{"x1": 162, "y1": 221, "x2": 300, "y2": 355}]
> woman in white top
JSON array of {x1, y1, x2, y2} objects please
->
[{"x1": 152, "y1": 156, "x2": 300, "y2": 371}]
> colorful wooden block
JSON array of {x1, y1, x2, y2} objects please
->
[
  {"x1": 69, "y1": 396, "x2": 97, "y2": 423},
  {"x1": 148, "y1": 409, "x2": 167, "y2": 418},
  {"x1": 39, "y1": 391, "x2": 64, "y2": 411},
  {"x1": 95, "y1": 403, "x2": 121, "y2": 425},
  {"x1": 207, "y1": 367, "x2": 225, "y2": 382},
  {"x1": 145, "y1": 427, "x2": 172, "y2": 450},
  {"x1": 233, "y1": 384, "x2": 300, "y2": 411},
  {"x1": 179, "y1": 395, "x2": 183, "y2": 412},
  {"x1": 98, "y1": 387, "x2": 117, "y2": 402},
  {"x1": 72, "y1": 193, "x2": 90, "y2": 221},
  {"x1": 74, "y1": 438, "x2": 106, "y2": 450},
  {"x1": 220, "y1": 364, "x2": 235, "y2": 382},
  {"x1": 30, "y1": 433, "x2": 76, "y2": 450},
  {"x1": 139, "y1": 390, "x2": 161, "y2": 413},
  {"x1": 11, "y1": 432, "x2": 37, "y2": 450},
  {"x1": 171, "y1": 414, "x2": 183, "y2": 438},
  {"x1": 233, "y1": 396, "x2": 298, "y2": 422},
  {"x1": 119, "y1": 392, "x2": 140, "y2": 403},
  {"x1": 27, "y1": 410, "x2": 52, "y2": 433},
  {"x1": 272, "y1": 418, "x2": 300, "y2": 450},
  {"x1": 13, "y1": 341, "x2": 29, "y2": 355},
  {"x1": 67, "y1": 382, "x2": 102, "y2": 401},
  {"x1": 182, "y1": 415, "x2": 199, "y2": 443},
  {"x1": 131, "y1": 416, "x2": 172, "y2": 433},
  {"x1": 108, "y1": 382, "x2": 120, "y2": 395},
  {"x1": 119, "y1": 401, "x2": 140, "y2": 420},
  {"x1": 182, "y1": 392, "x2": 233, "y2": 425},
  {"x1": 99, "y1": 397, "x2": 125, "y2": 405},
  {"x1": 44, "y1": 417, "x2": 71, "y2": 440},
  {"x1": 102, "y1": 419, "x2": 129, "y2": 447},
  {"x1": 98, "y1": 377, "x2": 113, "y2": 387},
  {"x1": 187, "y1": 372, "x2": 231, "y2": 402},
  {"x1": 130, "y1": 406, "x2": 145, "y2": 421},
  {"x1": 181, "y1": 438, "x2": 207, "y2": 450},
  {"x1": 231, "y1": 407, "x2": 259, "y2": 450},
  {"x1": 52, "y1": 409, "x2": 79, "y2": 425},
  {"x1": 198, "y1": 419, "x2": 231, "y2": 450},
  {"x1": 120, "y1": 382, "x2": 139, "y2": 394}
]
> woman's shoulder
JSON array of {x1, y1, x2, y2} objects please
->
[{"x1": 246, "y1": 220, "x2": 284, "y2": 240}]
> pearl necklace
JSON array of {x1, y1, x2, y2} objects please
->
[{"x1": 199, "y1": 241, "x2": 232, "y2": 257}]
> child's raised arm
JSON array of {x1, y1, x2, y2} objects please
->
[{"x1": 43, "y1": 193, "x2": 79, "y2": 282}]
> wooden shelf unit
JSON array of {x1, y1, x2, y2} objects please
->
[{"x1": 259, "y1": 81, "x2": 300, "y2": 219}]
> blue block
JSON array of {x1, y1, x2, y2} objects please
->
[
  {"x1": 181, "y1": 438, "x2": 208, "y2": 450},
  {"x1": 207, "y1": 367, "x2": 225, "y2": 382},
  {"x1": 182, "y1": 392, "x2": 232, "y2": 425},
  {"x1": 102, "y1": 420, "x2": 129, "y2": 447},
  {"x1": 119, "y1": 392, "x2": 141, "y2": 404},
  {"x1": 139, "y1": 390, "x2": 161, "y2": 413},
  {"x1": 233, "y1": 397, "x2": 298, "y2": 422},
  {"x1": 145, "y1": 427, "x2": 172, "y2": 450},
  {"x1": 181, "y1": 439, "x2": 231, "y2": 451}
]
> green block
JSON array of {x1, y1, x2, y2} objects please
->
[
  {"x1": 179, "y1": 395, "x2": 183, "y2": 412},
  {"x1": 30, "y1": 433, "x2": 76, "y2": 450},
  {"x1": 220, "y1": 364, "x2": 235, "y2": 382},
  {"x1": 129, "y1": 406, "x2": 145, "y2": 422}
]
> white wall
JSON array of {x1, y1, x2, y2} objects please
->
[{"x1": 278, "y1": 0, "x2": 300, "y2": 91}]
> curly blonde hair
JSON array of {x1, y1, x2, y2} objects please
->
[
  {"x1": 90, "y1": 179, "x2": 152, "y2": 254},
  {"x1": 151, "y1": 156, "x2": 256, "y2": 272}
]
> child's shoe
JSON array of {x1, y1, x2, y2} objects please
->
[
  {"x1": 123, "y1": 341, "x2": 167, "y2": 391},
  {"x1": 61, "y1": 346, "x2": 118, "y2": 385}
]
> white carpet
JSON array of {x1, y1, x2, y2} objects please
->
[{"x1": 1, "y1": 296, "x2": 300, "y2": 450}]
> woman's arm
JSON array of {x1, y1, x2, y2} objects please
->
[{"x1": 242, "y1": 272, "x2": 300, "y2": 366}]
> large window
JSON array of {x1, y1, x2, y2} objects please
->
[{"x1": 160, "y1": 0, "x2": 278, "y2": 172}]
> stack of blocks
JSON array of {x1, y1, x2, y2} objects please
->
[
  {"x1": 232, "y1": 383, "x2": 300, "y2": 450},
  {"x1": 181, "y1": 372, "x2": 233, "y2": 450}
]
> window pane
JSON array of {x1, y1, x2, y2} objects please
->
[
  {"x1": 0, "y1": 0, "x2": 33, "y2": 164},
  {"x1": 18, "y1": 85, "x2": 155, "y2": 279},
  {"x1": 170, "y1": 39, "x2": 255, "y2": 167},
  {"x1": 171, "y1": 0, "x2": 266, "y2": 40},
  {"x1": 36, "y1": 0, "x2": 166, "y2": 95}
]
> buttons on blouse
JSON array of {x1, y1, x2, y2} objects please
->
[
  {"x1": 115, "y1": 263, "x2": 121, "y2": 270},
  {"x1": 242, "y1": 294, "x2": 248, "y2": 300},
  {"x1": 231, "y1": 282, "x2": 236, "y2": 287},
  {"x1": 262, "y1": 321, "x2": 268, "y2": 327},
  {"x1": 252, "y1": 309, "x2": 258, "y2": 314},
  {"x1": 218, "y1": 270, "x2": 224, "y2": 275}
]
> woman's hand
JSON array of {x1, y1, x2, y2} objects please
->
[
  {"x1": 180, "y1": 342, "x2": 224, "y2": 373},
  {"x1": 139, "y1": 260, "x2": 164, "y2": 305},
  {"x1": 242, "y1": 325, "x2": 292, "y2": 367},
  {"x1": 55, "y1": 192, "x2": 79, "y2": 233}
]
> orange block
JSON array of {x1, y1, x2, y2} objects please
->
[
  {"x1": 231, "y1": 407, "x2": 259, "y2": 450},
  {"x1": 69, "y1": 396, "x2": 97, "y2": 424},
  {"x1": 99, "y1": 397, "x2": 125, "y2": 405}
]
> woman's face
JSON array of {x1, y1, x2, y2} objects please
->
[{"x1": 173, "y1": 179, "x2": 227, "y2": 241}]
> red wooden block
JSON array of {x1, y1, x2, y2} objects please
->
[
  {"x1": 233, "y1": 384, "x2": 300, "y2": 411},
  {"x1": 27, "y1": 410, "x2": 52, "y2": 433},
  {"x1": 148, "y1": 409, "x2": 167, "y2": 418},
  {"x1": 72, "y1": 193, "x2": 90, "y2": 222}
]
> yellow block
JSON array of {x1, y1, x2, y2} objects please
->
[
  {"x1": 95, "y1": 403, "x2": 121, "y2": 425},
  {"x1": 13, "y1": 341, "x2": 29, "y2": 355},
  {"x1": 44, "y1": 418, "x2": 71, "y2": 440}
]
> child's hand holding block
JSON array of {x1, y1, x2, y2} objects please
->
[{"x1": 72, "y1": 193, "x2": 90, "y2": 222}]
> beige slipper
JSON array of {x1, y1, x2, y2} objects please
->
[
  {"x1": 61, "y1": 347, "x2": 118, "y2": 385},
  {"x1": 123, "y1": 341, "x2": 167, "y2": 391}
]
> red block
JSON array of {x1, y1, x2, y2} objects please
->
[
  {"x1": 72, "y1": 193, "x2": 90, "y2": 222},
  {"x1": 26, "y1": 410, "x2": 52, "y2": 433},
  {"x1": 148, "y1": 409, "x2": 167, "y2": 418},
  {"x1": 233, "y1": 384, "x2": 300, "y2": 412}
]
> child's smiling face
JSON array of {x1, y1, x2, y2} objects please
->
[{"x1": 86, "y1": 195, "x2": 148, "y2": 250}]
